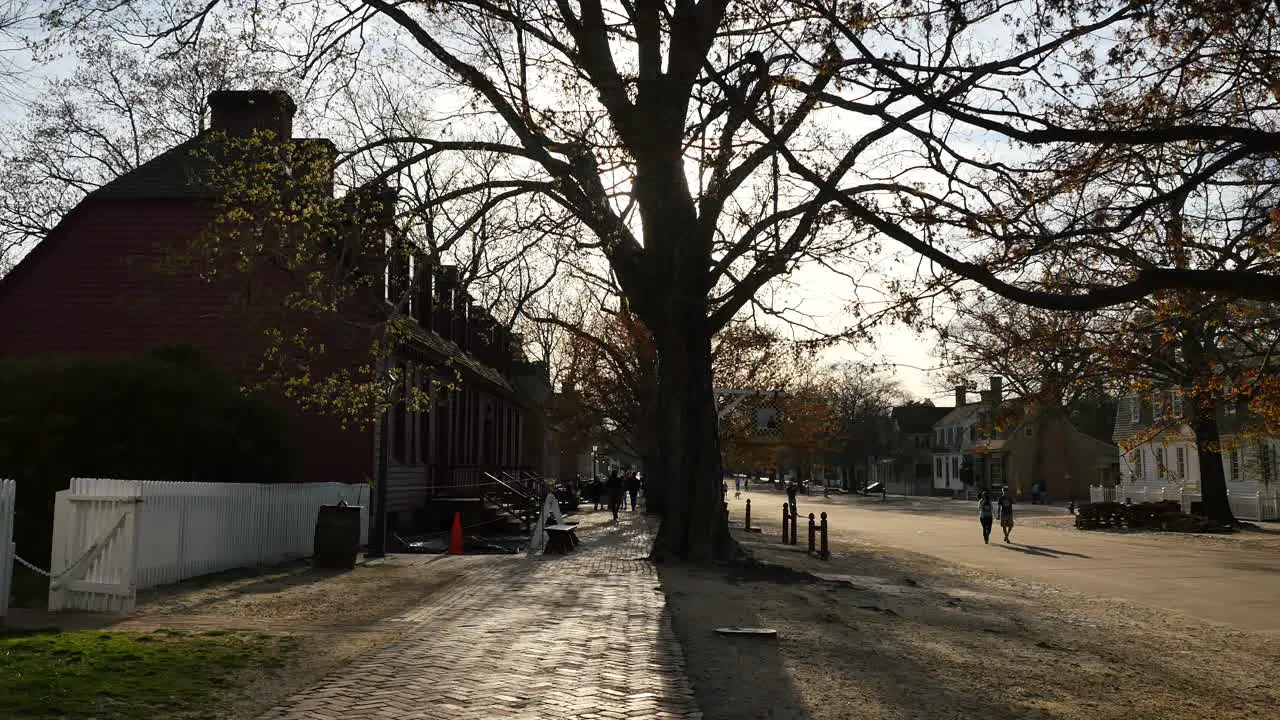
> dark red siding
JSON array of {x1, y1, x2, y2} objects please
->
[{"x1": 0, "y1": 197, "x2": 372, "y2": 486}]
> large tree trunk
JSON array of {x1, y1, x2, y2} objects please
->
[
  {"x1": 636, "y1": 347, "x2": 663, "y2": 514},
  {"x1": 649, "y1": 324, "x2": 730, "y2": 563},
  {"x1": 1188, "y1": 404, "x2": 1236, "y2": 526}
]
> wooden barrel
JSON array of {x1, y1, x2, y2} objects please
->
[{"x1": 313, "y1": 504, "x2": 362, "y2": 569}]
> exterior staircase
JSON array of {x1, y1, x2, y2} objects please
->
[{"x1": 479, "y1": 470, "x2": 557, "y2": 531}]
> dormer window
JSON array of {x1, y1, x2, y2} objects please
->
[{"x1": 1130, "y1": 395, "x2": 1141, "y2": 423}]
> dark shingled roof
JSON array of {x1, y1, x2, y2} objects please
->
[
  {"x1": 891, "y1": 403, "x2": 951, "y2": 433},
  {"x1": 88, "y1": 134, "x2": 337, "y2": 200}
]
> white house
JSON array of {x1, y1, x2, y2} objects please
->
[
  {"x1": 932, "y1": 386, "x2": 984, "y2": 493},
  {"x1": 1109, "y1": 390, "x2": 1280, "y2": 520}
]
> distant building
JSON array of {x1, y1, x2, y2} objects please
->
[{"x1": 932, "y1": 377, "x2": 1118, "y2": 501}]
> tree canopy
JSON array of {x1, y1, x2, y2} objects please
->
[{"x1": 26, "y1": 0, "x2": 1280, "y2": 554}]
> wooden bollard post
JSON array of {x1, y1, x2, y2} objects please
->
[
  {"x1": 781, "y1": 503, "x2": 790, "y2": 543},
  {"x1": 808, "y1": 513, "x2": 817, "y2": 554},
  {"x1": 820, "y1": 512, "x2": 830, "y2": 560},
  {"x1": 745, "y1": 498, "x2": 752, "y2": 530}
]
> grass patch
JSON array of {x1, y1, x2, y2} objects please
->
[{"x1": 0, "y1": 627, "x2": 298, "y2": 719}]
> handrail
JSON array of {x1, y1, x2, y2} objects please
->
[
  {"x1": 483, "y1": 471, "x2": 534, "y2": 503},
  {"x1": 501, "y1": 470, "x2": 554, "y2": 501}
]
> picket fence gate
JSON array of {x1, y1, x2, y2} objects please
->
[
  {"x1": 50, "y1": 479, "x2": 369, "y2": 612},
  {"x1": 0, "y1": 479, "x2": 15, "y2": 619}
]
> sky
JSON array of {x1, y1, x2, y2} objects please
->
[{"x1": 0, "y1": 11, "x2": 958, "y2": 406}]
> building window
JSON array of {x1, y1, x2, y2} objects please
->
[
  {"x1": 1258, "y1": 443, "x2": 1272, "y2": 484},
  {"x1": 1154, "y1": 447, "x2": 1165, "y2": 477},
  {"x1": 1130, "y1": 395, "x2": 1141, "y2": 423},
  {"x1": 1229, "y1": 448, "x2": 1242, "y2": 482},
  {"x1": 935, "y1": 457, "x2": 942, "y2": 477},
  {"x1": 1133, "y1": 450, "x2": 1144, "y2": 482},
  {"x1": 1023, "y1": 425, "x2": 1033, "y2": 437},
  {"x1": 1172, "y1": 390, "x2": 1183, "y2": 418},
  {"x1": 1176, "y1": 446, "x2": 1187, "y2": 479},
  {"x1": 952, "y1": 456, "x2": 960, "y2": 478}
]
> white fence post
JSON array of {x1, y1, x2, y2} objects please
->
[{"x1": 0, "y1": 479, "x2": 15, "y2": 619}]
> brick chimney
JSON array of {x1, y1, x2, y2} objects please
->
[
  {"x1": 208, "y1": 90, "x2": 296, "y2": 139},
  {"x1": 412, "y1": 257, "x2": 433, "y2": 327},
  {"x1": 954, "y1": 385, "x2": 967, "y2": 407},
  {"x1": 990, "y1": 376, "x2": 1003, "y2": 404},
  {"x1": 434, "y1": 266, "x2": 458, "y2": 338}
]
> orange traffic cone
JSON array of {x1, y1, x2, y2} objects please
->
[{"x1": 448, "y1": 512, "x2": 464, "y2": 554}]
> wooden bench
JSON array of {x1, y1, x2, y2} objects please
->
[{"x1": 543, "y1": 524, "x2": 580, "y2": 554}]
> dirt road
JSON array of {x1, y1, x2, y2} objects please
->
[{"x1": 732, "y1": 490, "x2": 1280, "y2": 632}]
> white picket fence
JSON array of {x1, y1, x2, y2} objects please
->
[
  {"x1": 49, "y1": 478, "x2": 369, "y2": 612},
  {"x1": 0, "y1": 479, "x2": 15, "y2": 619},
  {"x1": 1089, "y1": 483, "x2": 1280, "y2": 521}
]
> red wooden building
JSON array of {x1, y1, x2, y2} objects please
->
[{"x1": 0, "y1": 90, "x2": 552, "y2": 532}]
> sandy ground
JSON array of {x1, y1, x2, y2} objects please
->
[
  {"x1": 9, "y1": 553, "x2": 503, "y2": 719},
  {"x1": 732, "y1": 490, "x2": 1280, "y2": 631},
  {"x1": 661, "y1": 492, "x2": 1280, "y2": 720}
]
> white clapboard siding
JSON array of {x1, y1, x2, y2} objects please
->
[
  {"x1": 51, "y1": 479, "x2": 369, "y2": 612},
  {"x1": 0, "y1": 479, "x2": 15, "y2": 618}
]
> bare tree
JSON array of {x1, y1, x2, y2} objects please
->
[
  {"x1": 0, "y1": 28, "x2": 294, "y2": 272},
  {"x1": 41, "y1": 0, "x2": 1280, "y2": 559}
]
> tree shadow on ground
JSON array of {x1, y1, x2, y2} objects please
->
[
  {"x1": 660, "y1": 553, "x2": 1051, "y2": 720},
  {"x1": 659, "y1": 562, "x2": 813, "y2": 720},
  {"x1": 134, "y1": 562, "x2": 345, "y2": 615},
  {"x1": 3, "y1": 560, "x2": 337, "y2": 631},
  {"x1": 996, "y1": 543, "x2": 1091, "y2": 559},
  {"x1": 660, "y1": 528, "x2": 1280, "y2": 720}
]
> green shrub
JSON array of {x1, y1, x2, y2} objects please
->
[{"x1": 0, "y1": 346, "x2": 297, "y2": 585}]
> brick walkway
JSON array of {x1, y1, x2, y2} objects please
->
[{"x1": 261, "y1": 510, "x2": 702, "y2": 719}]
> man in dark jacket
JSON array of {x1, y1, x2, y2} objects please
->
[
  {"x1": 591, "y1": 476, "x2": 605, "y2": 511},
  {"x1": 606, "y1": 469, "x2": 625, "y2": 520}
]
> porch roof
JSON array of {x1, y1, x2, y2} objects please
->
[{"x1": 396, "y1": 321, "x2": 522, "y2": 402}]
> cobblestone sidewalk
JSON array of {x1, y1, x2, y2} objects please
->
[{"x1": 261, "y1": 510, "x2": 702, "y2": 719}]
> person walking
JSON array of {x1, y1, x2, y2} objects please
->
[
  {"x1": 606, "y1": 469, "x2": 624, "y2": 521},
  {"x1": 786, "y1": 480, "x2": 798, "y2": 518},
  {"x1": 734, "y1": 476, "x2": 742, "y2": 498},
  {"x1": 625, "y1": 471, "x2": 641, "y2": 511},
  {"x1": 997, "y1": 486, "x2": 1015, "y2": 543},
  {"x1": 591, "y1": 476, "x2": 605, "y2": 511},
  {"x1": 978, "y1": 491, "x2": 995, "y2": 544}
]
